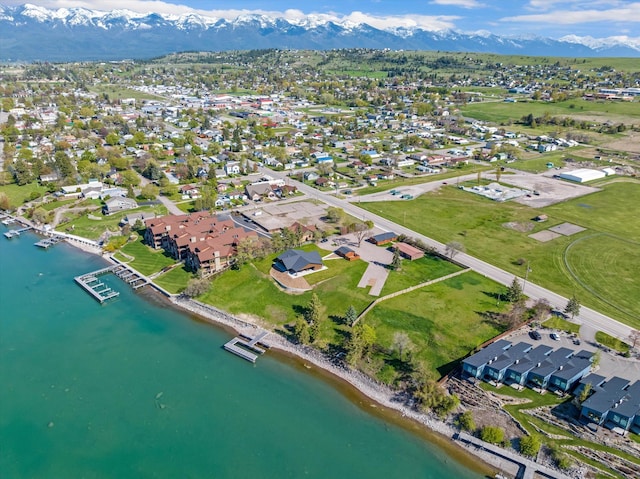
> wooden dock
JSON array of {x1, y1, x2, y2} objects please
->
[
  {"x1": 112, "y1": 264, "x2": 150, "y2": 290},
  {"x1": 223, "y1": 331, "x2": 270, "y2": 363},
  {"x1": 74, "y1": 266, "x2": 120, "y2": 303}
]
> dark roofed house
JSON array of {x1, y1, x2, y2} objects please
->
[
  {"x1": 335, "y1": 246, "x2": 360, "y2": 261},
  {"x1": 527, "y1": 347, "x2": 574, "y2": 390},
  {"x1": 548, "y1": 350, "x2": 594, "y2": 393},
  {"x1": 580, "y1": 377, "x2": 631, "y2": 427},
  {"x1": 461, "y1": 339, "x2": 512, "y2": 379},
  {"x1": 483, "y1": 342, "x2": 533, "y2": 383},
  {"x1": 504, "y1": 345, "x2": 553, "y2": 387},
  {"x1": 369, "y1": 231, "x2": 398, "y2": 246},
  {"x1": 275, "y1": 249, "x2": 323, "y2": 275}
]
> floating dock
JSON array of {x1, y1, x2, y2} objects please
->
[
  {"x1": 74, "y1": 266, "x2": 120, "y2": 303},
  {"x1": 35, "y1": 236, "x2": 64, "y2": 249},
  {"x1": 74, "y1": 263, "x2": 151, "y2": 303},
  {"x1": 223, "y1": 331, "x2": 270, "y2": 363},
  {"x1": 3, "y1": 226, "x2": 32, "y2": 239}
]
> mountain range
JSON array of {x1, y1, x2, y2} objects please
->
[{"x1": 1, "y1": 3, "x2": 639, "y2": 62}]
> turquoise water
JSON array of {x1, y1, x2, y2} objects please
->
[{"x1": 0, "y1": 229, "x2": 483, "y2": 479}]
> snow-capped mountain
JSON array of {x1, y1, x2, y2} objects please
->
[{"x1": 1, "y1": 4, "x2": 639, "y2": 62}]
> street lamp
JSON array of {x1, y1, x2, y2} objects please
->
[{"x1": 523, "y1": 261, "x2": 532, "y2": 293}]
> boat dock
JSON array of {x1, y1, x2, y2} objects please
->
[
  {"x1": 74, "y1": 264, "x2": 151, "y2": 303},
  {"x1": 74, "y1": 266, "x2": 120, "y2": 303},
  {"x1": 223, "y1": 331, "x2": 270, "y2": 363},
  {"x1": 35, "y1": 236, "x2": 64, "y2": 249},
  {"x1": 4, "y1": 226, "x2": 33, "y2": 239}
]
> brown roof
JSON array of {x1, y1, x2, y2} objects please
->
[{"x1": 396, "y1": 242, "x2": 424, "y2": 257}]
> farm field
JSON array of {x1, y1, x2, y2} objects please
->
[{"x1": 359, "y1": 181, "x2": 640, "y2": 327}]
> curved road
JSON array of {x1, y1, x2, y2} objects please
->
[{"x1": 259, "y1": 166, "x2": 634, "y2": 341}]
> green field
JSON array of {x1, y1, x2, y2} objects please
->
[
  {"x1": 460, "y1": 98, "x2": 640, "y2": 124},
  {"x1": 359, "y1": 181, "x2": 640, "y2": 327},
  {"x1": 365, "y1": 271, "x2": 509, "y2": 378},
  {"x1": 0, "y1": 182, "x2": 48, "y2": 208}
]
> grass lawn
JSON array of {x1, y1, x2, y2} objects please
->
[
  {"x1": 55, "y1": 205, "x2": 167, "y2": 240},
  {"x1": 120, "y1": 234, "x2": 176, "y2": 276},
  {"x1": 594, "y1": 331, "x2": 630, "y2": 354},
  {"x1": 365, "y1": 271, "x2": 509, "y2": 378},
  {"x1": 381, "y1": 254, "x2": 462, "y2": 295},
  {"x1": 542, "y1": 316, "x2": 581, "y2": 334},
  {"x1": 154, "y1": 265, "x2": 194, "y2": 294},
  {"x1": 0, "y1": 182, "x2": 48, "y2": 208},
  {"x1": 40, "y1": 198, "x2": 76, "y2": 211},
  {"x1": 359, "y1": 182, "x2": 640, "y2": 327}
]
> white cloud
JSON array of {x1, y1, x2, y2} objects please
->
[
  {"x1": 430, "y1": 0, "x2": 484, "y2": 8},
  {"x1": 502, "y1": 3, "x2": 640, "y2": 24},
  {"x1": 5, "y1": 1, "x2": 460, "y2": 30}
]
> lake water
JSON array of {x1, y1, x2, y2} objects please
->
[{"x1": 0, "y1": 229, "x2": 484, "y2": 478}]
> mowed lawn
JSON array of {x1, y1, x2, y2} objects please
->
[
  {"x1": 365, "y1": 271, "x2": 509, "y2": 378},
  {"x1": 120, "y1": 234, "x2": 176, "y2": 276},
  {"x1": 0, "y1": 182, "x2": 48, "y2": 208},
  {"x1": 360, "y1": 181, "x2": 640, "y2": 327},
  {"x1": 154, "y1": 265, "x2": 194, "y2": 294}
]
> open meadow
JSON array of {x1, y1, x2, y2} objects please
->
[{"x1": 359, "y1": 181, "x2": 640, "y2": 327}]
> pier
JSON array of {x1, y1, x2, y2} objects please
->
[
  {"x1": 74, "y1": 264, "x2": 151, "y2": 303},
  {"x1": 223, "y1": 331, "x2": 270, "y2": 363},
  {"x1": 35, "y1": 236, "x2": 64, "y2": 249},
  {"x1": 74, "y1": 266, "x2": 120, "y2": 303},
  {"x1": 3, "y1": 226, "x2": 33, "y2": 239}
]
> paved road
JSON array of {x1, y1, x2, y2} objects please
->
[{"x1": 259, "y1": 166, "x2": 634, "y2": 341}]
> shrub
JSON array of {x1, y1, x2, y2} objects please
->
[
  {"x1": 456, "y1": 411, "x2": 476, "y2": 432},
  {"x1": 480, "y1": 426, "x2": 504, "y2": 445},
  {"x1": 519, "y1": 435, "x2": 541, "y2": 457}
]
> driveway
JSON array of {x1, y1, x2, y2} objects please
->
[{"x1": 319, "y1": 231, "x2": 394, "y2": 296}]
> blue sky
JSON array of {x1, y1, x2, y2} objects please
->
[{"x1": 7, "y1": 1, "x2": 640, "y2": 39}]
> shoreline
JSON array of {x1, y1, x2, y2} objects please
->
[{"x1": 40, "y1": 228, "x2": 531, "y2": 478}]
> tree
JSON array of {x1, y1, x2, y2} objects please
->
[
  {"x1": 31, "y1": 207, "x2": 48, "y2": 224},
  {"x1": 456, "y1": 411, "x2": 475, "y2": 432},
  {"x1": 506, "y1": 276, "x2": 523, "y2": 304},
  {"x1": 139, "y1": 184, "x2": 159, "y2": 200},
  {"x1": 628, "y1": 330, "x2": 640, "y2": 353},
  {"x1": 345, "y1": 323, "x2": 377, "y2": 365},
  {"x1": 183, "y1": 277, "x2": 210, "y2": 297},
  {"x1": 531, "y1": 298, "x2": 551, "y2": 322},
  {"x1": 325, "y1": 206, "x2": 345, "y2": 223},
  {"x1": 564, "y1": 295, "x2": 581, "y2": 320},
  {"x1": 305, "y1": 293, "x2": 323, "y2": 342},
  {"x1": 519, "y1": 435, "x2": 541, "y2": 457},
  {"x1": 293, "y1": 317, "x2": 310, "y2": 345},
  {"x1": 445, "y1": 241, "x2": 464, "y2": 260},
  {"x1": 480, "y1": 426, "x2": 504, "y2": 445},
  {"x1": 353, "y1": 220, "x2": 373, "y2": 247},
  {"x1": 391, "y1": 247, "x2": 402, "y2": 271},
  {"x1": 578, "y1": 382, "x2": 592, "y2": 403},
  {"x1": 344, "y1": 305, "x2": 358, "y2": 326},
  {"x1": 391, "y1": 332, "x2": 414, "y2": 361}
]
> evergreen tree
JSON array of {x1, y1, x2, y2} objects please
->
[
  {"x1": 564, "y1": 295, "x2": 581, "y2": 319},
  {"x1": 506, "y1": 276, "x2": 523, "y2": 303},
  {"x1": 293, "y1": 317, "x2": 310, "y2": 345},
  {"x1": 344, "y1": 305, "x2": 357, "y2": 326},
  {"x1": 391, "y1": 247, "x2": 402, "y2": 271}
]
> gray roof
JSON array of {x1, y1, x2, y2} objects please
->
[
  {"x1": 276, "y1": 249, "x2": 323, "y2": 273},
  {"x1": 583, "y1": 377, "x2": 631, "y2": 414},
  {"x1": 371, "y1": 231, "x2": 397, "y2": 242},
  {"x1": 335, "y1": 246, "x2": 355, "y2": 256},
  {"x1": 550, "y1": 351, "x2": 593, "y2": 381},
  {"x1": 529, "y1": 347, "x2": 574, "y2": 378},
  {"x1": 613, "y1": 382, "x2": 640, "y2": 418},
  {"x1": 507, "y1": 345, "x2": 553, "y2": 374},
  {"x1": 463, "y1": 339, "x2": 512, "y2": 368},
  {"x1": 486, "y1": 342, "x2": 533, "y2": 372}
]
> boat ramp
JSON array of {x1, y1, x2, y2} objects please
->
[
  {"x1": 223, "y1": 331, "x2": 270, "y2": 363},
  {"x1": 74, "y1": 264, "x2": 151, "y2": 303}
]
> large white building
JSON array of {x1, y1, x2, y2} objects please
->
[{"x1": 558, "y1": 169, "x2": 606, "y2": 183}]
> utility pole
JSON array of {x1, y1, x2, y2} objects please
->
[{"x1": 522, "y1": 261, "x2": 532, "y2": 293}]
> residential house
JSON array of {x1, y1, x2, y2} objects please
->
[
  {"x1": 103, "y1": 197, "x2": 138, "y2": 215},
  {"x1": 483, "y1": 342, "x2": 533, "y2": 383},
  {"x1": 335, "y1": 246, "x2": 360, "y2": 261},
  {"x1": 368, "y1": 232, "x2": 398, "y2": 246},
  {"x1": 246, "y1": 182, "x2": 277, "y2": 202},
  {"x1": 287, "y1": 222, "x2": 317, "y2": 243},
  {"x1": 527, "y1": 348, "x2": 574, "y2": 389},
  {"x1": 274, "y1": 249, "x2": 323, "y2": 275},
  {"x1": 503, "y1": 345, "x2": 553, "y2": 386},
  {"x1": 462, "y1": 340, "x2": 513, "y2": 379},
  {"x1": 548, "y1": 350, "x2": 594, "y2": 393},
  {"x1": 225, "y1": 161, "x2": 241, "y2": 176}
]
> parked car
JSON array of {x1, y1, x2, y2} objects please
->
[
  {"x1": 550, "y1": 333, "x2": 560, "y2": 341},
  {"x1": 573, "y1": 338, "x2": 581, "y2": 345},
  {"x1": 529, "y1": 330, "x2": 542, "y2": 340}
]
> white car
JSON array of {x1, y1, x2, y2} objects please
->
[{"x1": 550, "y1": 333, "x2": 560, "y2": 341}]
